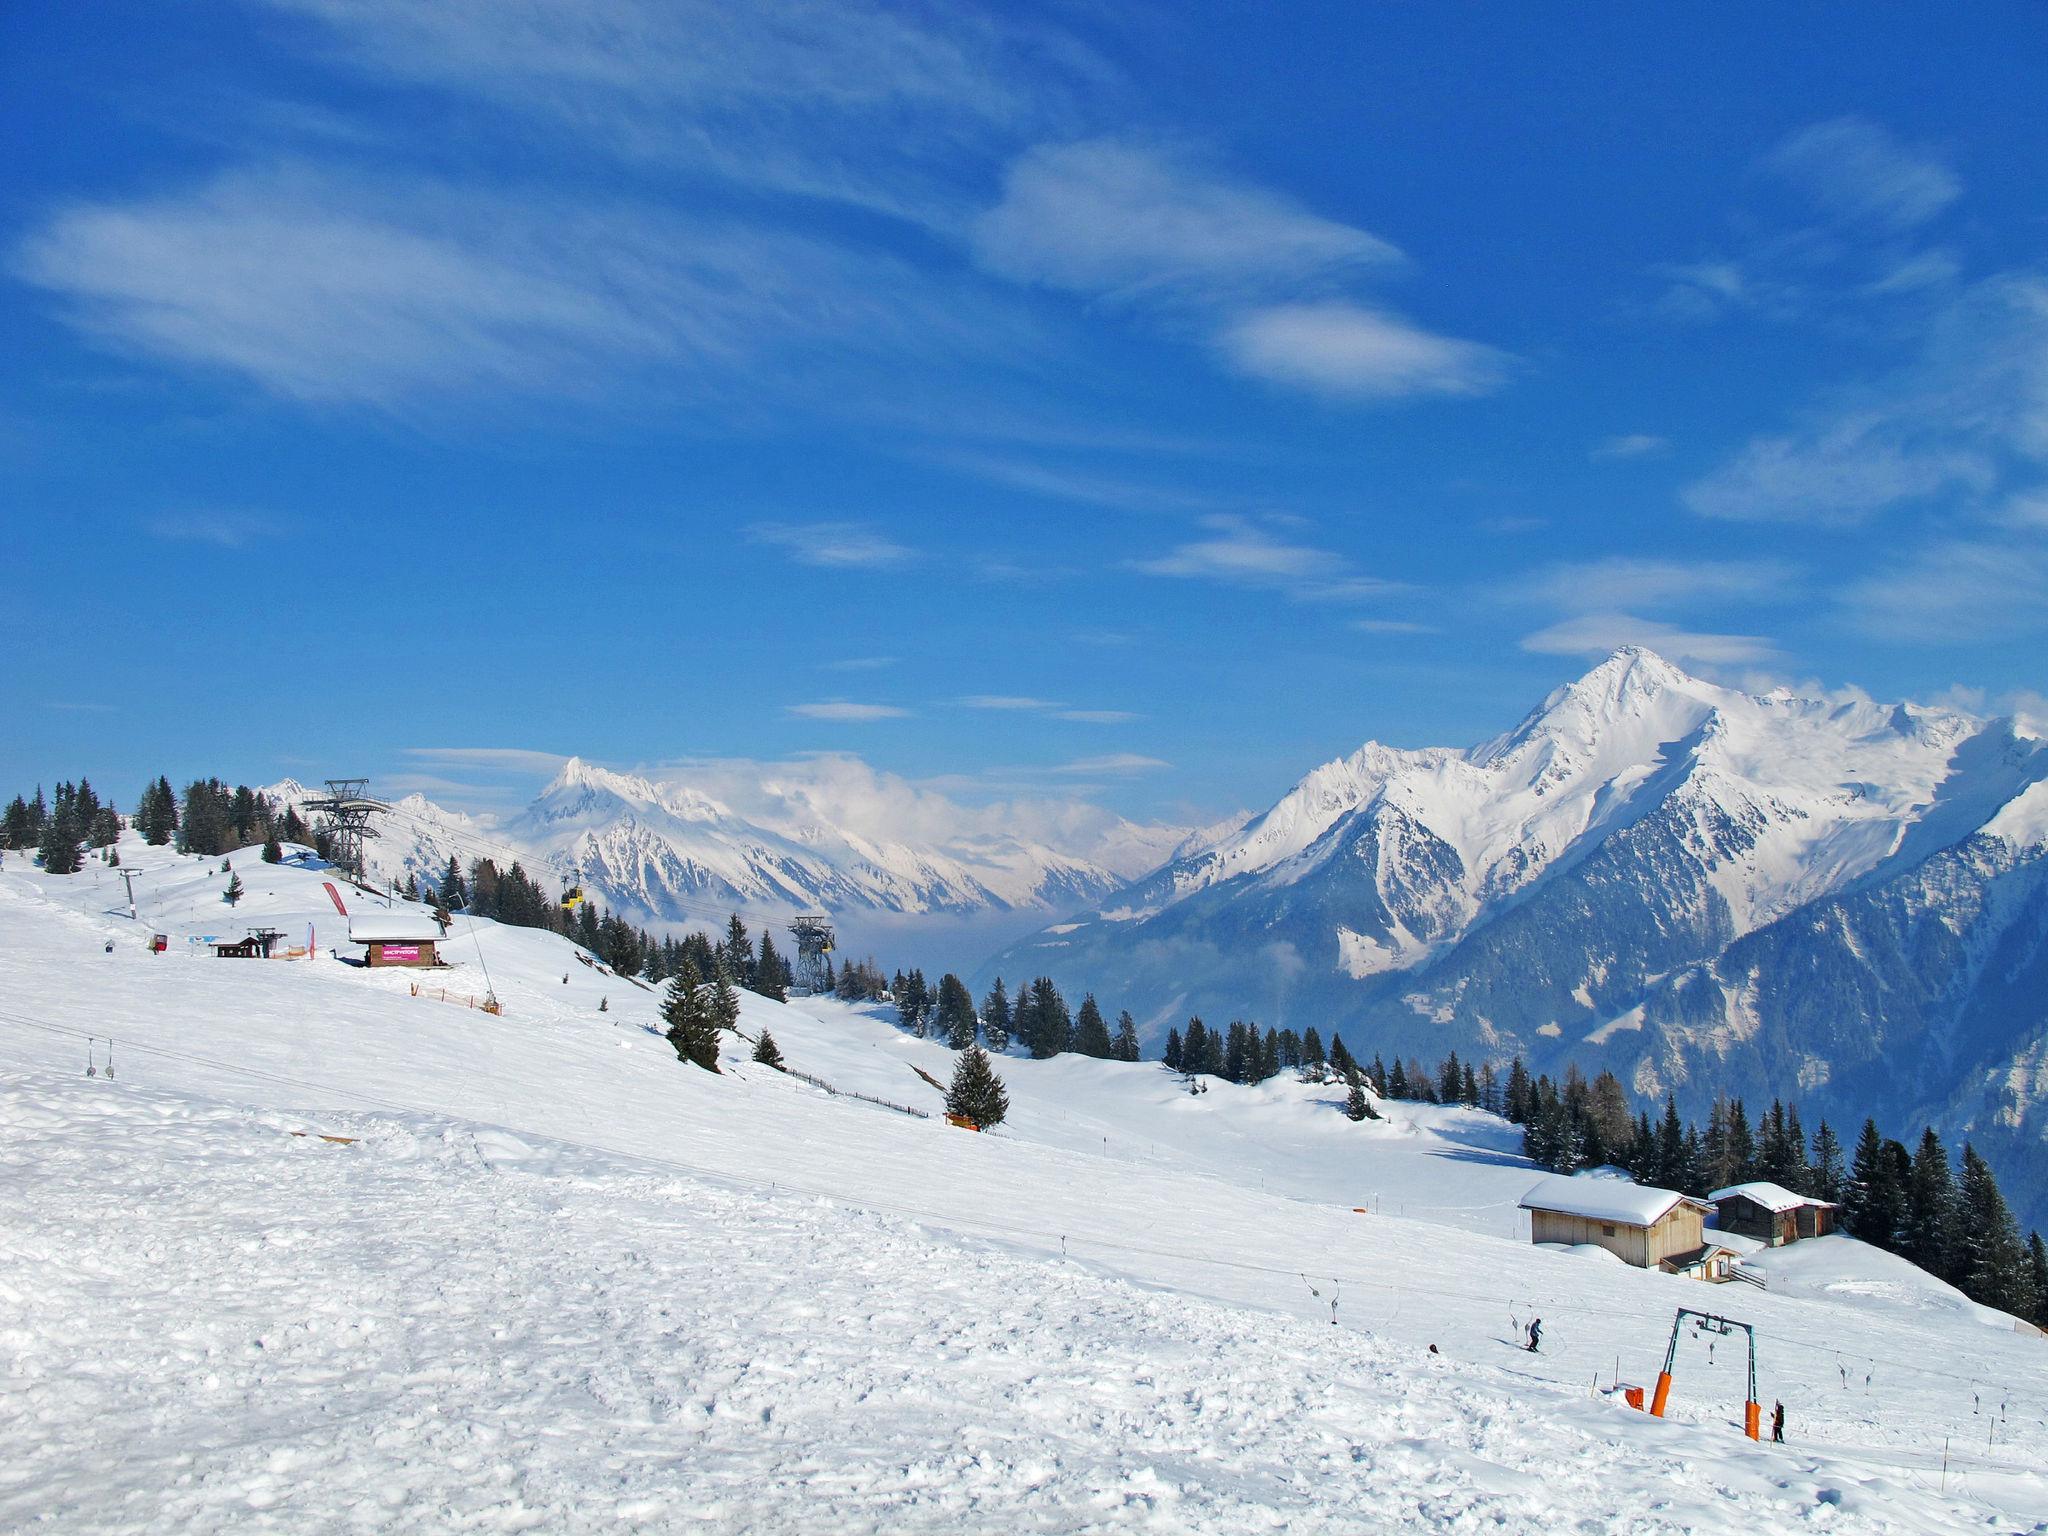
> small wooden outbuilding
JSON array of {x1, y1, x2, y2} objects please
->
[
  {"x1": 348, "y1": 912, "x2": 442, "y2": 968},
  {"x1": 1520, "y1": 1174, "x2": 1717, "y2": 1271},
  {"x1": 1707, "y1": 1182, "x2": 1837, "y2": 1246}
]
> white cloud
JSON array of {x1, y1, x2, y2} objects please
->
[
  {"x1": 15, "y1": 166, "x2": 1019, "y2": 407},
  {"x1": 1762, "y1": 117, "x2": 1960, "y2": 234},
  {"x1": 785, "y1": 702, "x2": 911, "y2": 721},
  {"x1": 1218, "y1": 302, "x2": 1510, "y2": 399},
  {"x1": 749, "y1": 522, "x2": 915, "y2": 568},
  {"x1": 1348, "y1": 618, "x2": 1436, "y2": 635},
  {"x1": 1839, "y1": 540, "x2": 2048, "y2": 644},
  {"x1": 1135, "y1": 515, "x2": 1402, "y2": 602},
  {"x1": 822, "y1": 656, "x2": 898, "y2": 671},
  {"x1": 1519, "y1": 613, "x2": 1776, "y2": 667},
  {"x1": 1683, "y1": 418, "x2": 1990, "y2": 524},
  {"x1": 1683, "y1": 272, "x2": 2048, "y2": 524},
  {"x1": 1590, "y1": 433, "x2": 1670, "y2": 461},
  {"x1": 972, "y1": 138, "x2": 1398, "y2": 300},
  {"x1": 959, "y1": 695, "x2": 1061, "y2": 711},
  {"x1": 147, "y1": 511, "x2": 286, "y2": 547},
  {"x1": 1048, "y1": 753, "x2": 1170, "y2": 775},
  {"x1": 254, "y1": 0, "x2": 1096, "y2": 225},
  {"x1": 1052, "y1": 708, "x2": 1138, "y2": 723},
  {"x1": 1525, "y1": 556, "x2": 1796, "y2": 613},
  {"x1": 404, "y1": 746, "x2": 572, "y2": 775}
]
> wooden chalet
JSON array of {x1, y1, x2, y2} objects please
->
[
  {"x1": 1707, "y1": 1182, "x2": 1838, "y2": 1246},
  {"x1": 348, "y1": 912, "x2": 443, "y2": 968},
  {"x1": 1520, "y1": 1174, "x2": 1717, "y2": 1271}
]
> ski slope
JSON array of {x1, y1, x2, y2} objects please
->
[{"x1": 3, "y1": 837, "x2": 2046, "y2": 1533}]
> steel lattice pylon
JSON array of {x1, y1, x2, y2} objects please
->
[
  {"x1": 788, "y1": 913, "x2": 835, "y2": 994},
  {"x1": 303, "y1": 777, "x2": 391, "y2": 882}
]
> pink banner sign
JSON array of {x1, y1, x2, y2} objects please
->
[{"x1": 380, "y1": 944, "x2": 421, "y2": 962}]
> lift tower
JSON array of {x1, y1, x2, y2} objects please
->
[
  {"x1": 788, "y1": 913, "x2": 836, "y2": 995},
  {"x1": 303, "y1": 778, "x2": 390, "y2": 884}
]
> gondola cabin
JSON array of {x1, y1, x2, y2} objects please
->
[{"x1": 348, "y1": 912, "x2": 443, "y2": 968}]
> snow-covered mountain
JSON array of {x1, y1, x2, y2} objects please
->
[
  {"x1": 273, "y1": 758, "x2": 1205, "y2": 956},
  {"x1": 987, "y1": 647, "x2": 2048, "y2": 1227}
]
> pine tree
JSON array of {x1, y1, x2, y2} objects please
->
[
  {"x1": 261, "y1": 832, "x2": 283, "y2": 863},
  {"x1": 1503, "y1": 1058, "x2": 1532, "y2": 1123},
  {"x1": 723, "y1": 914, "x2": 754, "y2": 988},
  {"x1": 2029, "y1": 1233, "x2": 2048, "y2": 1329},
  {"x1": 1163, "y1": 1027, "x2": 1184, "y2": 1072},
  {"x1": 223, "y1": 870, "x2": 244, "y2": 906},
  {"x1": 945, "y1": 1044, "x2": 1009, "y2": 1128},
  {"x1": 1328, "y1": 1033, "x2": 1357, "y2": 1080},
  {"x1": 752, "y1": 1030, "x2": 784, "y2": 1070},
  {"x1": 897, "y1": 969, "x2": 931, "y2": 1035},
  {"x1": 980, "y1": 978, "x2": 1012, "y2": 1053},
  {"x1": 936, "y1": 973, "x2": 978, "y2": 1049},
  {"x1": 1955, "y1": 1144, "x2": 2035, "y2": 1315},
  {"x1": 1809, "y1": 1121, "x2": 1847, "y2": 1204},
  {"x1": 1344, "y1": 1069, "x2": 1376, "y2": 1122},
  {"x1": 663, "y1": 959, "x2": 720, "y2": 1072},
  {"x1": 37, "y1": 803, "x2": 82, "y2": 875},
  {"x1": 439, "y1": 855, "x2": 466, "y2": 909},
  {"x1": 1301, "y1": 1027, "x2": 1325, "y2": 1072},
  {"x1": 1025, "y1": 977, "x2": 1069, "y2": 1059},
  {"x1": 1904, "y1": 1128, "x2": 1960, "y2": 1281},
  {"x1": 1112, "y1": 1010, "x2": 1141, "y2": 1062},
  {"x1": 711, "y1": 962, "x2": 743, "y2": 1033},
  {"x1": 1387, "y1": 1057, "x2": 1409, "y2": 1100},
  {"x1": 1073, "y1": 995, "x2": 1112, "y2": 1058},
  {"x1": 754, "y1": 932, "x2": 788, "y2": 1002}
]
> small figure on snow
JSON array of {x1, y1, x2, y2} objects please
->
[
  {"x1": 1772, "y1": 1401, "x2": 1785, "y2": 1443},
  {"x1": 1525, "y1": 1318, "x2": 1543, "y2": 1353}
]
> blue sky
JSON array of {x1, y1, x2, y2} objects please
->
[{"x1": 5, "y1": 2, "x2": 2046, "y2": 831}]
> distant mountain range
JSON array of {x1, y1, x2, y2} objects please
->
[
  {"x1": 985, "y1": 648, "x2": 2048, "y2": 1231},
  {"x1": 271, "y1": 758, "x2": 1229, "y2": 965}
]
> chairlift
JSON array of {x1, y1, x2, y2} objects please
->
[{"x1": 561, "y1": 864, "x2": 585, "y2": 910}]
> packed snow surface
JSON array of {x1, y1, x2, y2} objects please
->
[{"x1": 4, "y1": 838, "x2": 2047, "y2": 1532}]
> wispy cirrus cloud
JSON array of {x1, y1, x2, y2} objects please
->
[
  {"x1": 1519, "y1": 613, "x2": 1776, "y2": 667},
  {"x1": 1135, "y1": 515, "x2": 1403, "y2": 602},
  {"x1": 1761, "y1": 116, "x2": 1960, "y2": 235},
  {"x1": 1683, "y1": 272, "x2": 2047, "y2": 524},
  {"x1": 972, "y1": 137, "x2": 1398, "y2": 302},
  {"x1": 1524, "y1": 556, "x2": 1796, "y2": 612},
  {"x1": 785, "y1": 701, "x2": 911, "y2": 721},
  {"x1": 404, "y1": 746, "x2": 572, "y2": 775},
  {"x1": 147, "y1": 510, "x2": 287, "y2": 547},
  {"x1": 1839, "y1": 540, "x2": 2048, "y2": 643},
  {"x1": 1590, "y1": 433, "x2": 1670, "y2": 461},
  {"x1": 1218, "y1": 301, "x2": 1510, "y2": 400},
  {"x1": 973, "y1": 137, "x2": 1509, "y2": 403},
  {"x1": 749, "y1": 521, "x2": 916, "y2": 568},
  {"x1": 1047, "y1": 752, "x2": 1170, "y2": 775},
  {"x1": 956, "y1": 696, "x2": 1139, "y2": 723}
]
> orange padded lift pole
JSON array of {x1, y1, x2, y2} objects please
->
[
  {"x1": 1650, "y1": 1371, "x2": 1674, "y2": 1417},
  {"x1": 1744, "y1": 1400, "x2": 1761, "y2": 1440}
]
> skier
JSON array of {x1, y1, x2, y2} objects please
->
[
  {"x1": 1772, "y1": 1401, "x2": 1785, "y2": 1443},
  {"x1": 1526, "y1": 1318, "x2": 1543, "y2": 1353}
]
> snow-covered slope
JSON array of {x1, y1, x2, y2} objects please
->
[
  {"x1": 5, "y1": 839, "x2": 2046, "y2": 1531},
  {"x1": 988, "y1": 647, "x2": 2048, "y2": 1226}
]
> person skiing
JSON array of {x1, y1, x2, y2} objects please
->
[
  {"x1": 1526, "y1": 1318, "x2": 1543, "y2": 1353},
  {"x1": 1772, "y1": 1401, "x2": 1785, "y2": 1443}
]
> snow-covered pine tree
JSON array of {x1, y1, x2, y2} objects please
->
[{"x1": 945, "y1": 1044, "x2": 1008, "y2": 1128}]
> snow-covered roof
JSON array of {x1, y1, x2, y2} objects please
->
[
  {"x1": 1707, "y1": 1181, "x2": 1835, "y2": 1212},
  {"x1": 348, "y1": 913, "x2": 444, "y2": 943},
  {"x1": 1519, "y1": 1173, "x2": 1709, "y2": 1227}
]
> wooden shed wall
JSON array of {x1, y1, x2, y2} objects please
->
[{"x1": 1530, "y1": 1203, "x2": 1704, "y2": 1269}]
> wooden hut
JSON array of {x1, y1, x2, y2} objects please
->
[
  {"x1": 1707, "y1": 1182, "x2": 1838, "y2": 1246},
  {"x1": 1519, "y1": 1174, "x2": 1716, "y2": 1270},
  {"x1": 347, "y1": 912, "x2": 443, "y2": 968}
]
